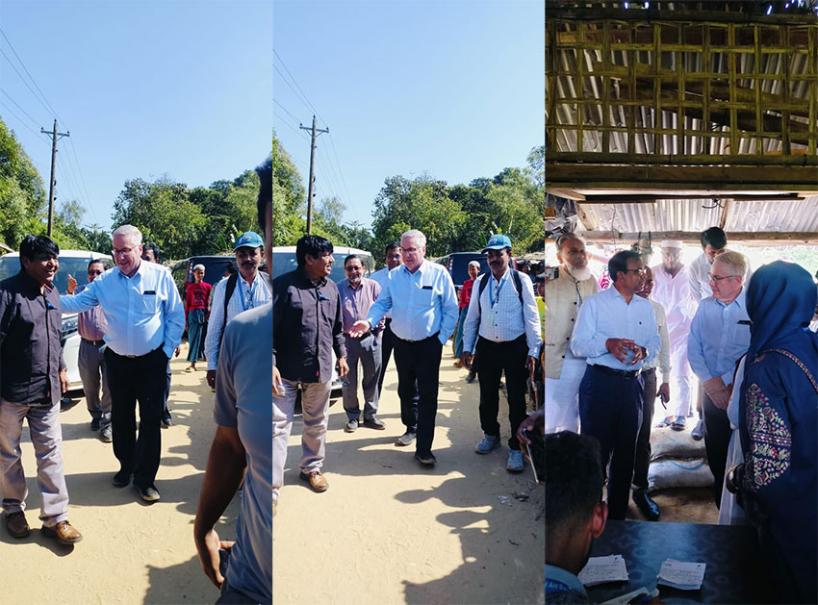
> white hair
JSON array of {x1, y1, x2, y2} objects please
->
[
  {"x1": 713, "y1": 250, "x2": 747, "y2": 276},
  {"x1": 468, "y1": 260, "x2": 481, "y2": 268},
  {"x1": 193, "y1": 264, "x2": 205, "y2": 272},
  {"x1": 112, "y1": 224, "x2": 143, "y2": 245},
  {"x1": 400, "y1": 229, "x2": 427, "y2": 247}
]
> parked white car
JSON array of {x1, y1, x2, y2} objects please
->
[{"x1": 0, "y1": 249, "x2": 113, "y2": 392}]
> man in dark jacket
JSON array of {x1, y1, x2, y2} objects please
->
[
  {"x1": 0, "y1": 235, "x2": 82, "y2": 544},
  {"x1": 273, "y1": 234, "x2": 348, "y2": 499}
]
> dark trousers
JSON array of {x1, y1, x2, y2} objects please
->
[
  {"x1": 392, "y1": 333, "x2": 443, "y2": 456},
  {"x1": 702, "y1": 390, "x2": 731, "y2": 507},
  {"x1": 105, "y1": 347, "x2": 167, "y2": 487},
  {"x1": 579, "y1": 365, "x2": 643, "y2": 520},
  {"x1": 476, "y1": 335, "x2": 529, "y2": 450},
  {"x1": 632, "y1": 368, "x2": 657, "y2": 490},
  {"x1": 377, "y1": 319, "x2": 396, "y2": 397},
  {"x1": 163, "y1": 360, "x2": 171, "y2": 415}
]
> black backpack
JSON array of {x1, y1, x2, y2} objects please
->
[{"x1": 475, "y1": 268, "x2": 523, "y2": 323}]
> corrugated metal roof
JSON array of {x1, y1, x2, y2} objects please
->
[{"x1": 575, "y1": 194, "x2": 818, "y2": 234}]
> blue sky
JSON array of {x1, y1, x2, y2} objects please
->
[
  {"x1": 274, "y1": 0, "x2": 544, "y2": 228},
  {"x1": 0, "y1": 0, "x2": 272, "y2": 231}
]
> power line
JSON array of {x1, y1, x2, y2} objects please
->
[
  {"x1": 66, "y1": 139, "x2": 92, "y2": 204},
  {"x1": 273, "y1": 63, "x2": 314, "y2": 118},
  {"x1": 273, "y1": 50, "x2": 320, "y2": 117},
  {"x1": 273, "y1": 98, "x2": 301, "y2": 125},
  {"x1": 0, "y1": 47, "x2": 56, "y2": 120},
  {"x1": 273, "y1": 51, "x2": 354, "y2": 206},
  {"x1": 0, "y1": 99, "x2": 50, "y2": 143},
  {"x1": 273, "y1": 108, "x2": 310, "y2": 141},
  {"x1": 326, "y1": 133, "x2": 353, "y2": 203},
  {"x1": 0, "y1": 28, "x2": 94, "y2": 210},
  {"x1": 0, "y1": 28, "x2": 62, "y2": 121},
  {"x1": 0, "y1": 88, "x2": 43, "y2": 129}
]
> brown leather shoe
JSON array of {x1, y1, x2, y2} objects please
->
[
  {"x1": 299, "y1": 470, "x2": 329, "y2": 493},
  {"x1": 42, "y1": 521, "x2": 82, "y2": 545},
  {"x1": 5, "y1": 512, "x2": 30, "y2": 539}
]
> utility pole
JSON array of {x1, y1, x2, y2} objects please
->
[
  {"x1": 299, "y1": 115, "x2": 328, "y2": 234},
  {"x1": 40, "y1": 119, "x2": 70, "y2": 237}
]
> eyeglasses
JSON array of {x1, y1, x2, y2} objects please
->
[
  {"x1": 625, "y1": 268, "x2": 646, "y2": 275},
  {"x1": 709, "y1": 273, "x2": 738, "y2": 282},
  {"x1": 112, "y1": 247, "x2": 134, "y2": 256},
  {"x1": 88, "y1": 270, "x2": 103, "y2": 276}
]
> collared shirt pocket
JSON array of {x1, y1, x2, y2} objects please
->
[
  {"x1": 140, "y1": 290, "x2": 159, "y2": 314},
  {"x1": 416, "y1": 284, "x2": 435, "y2": 307}
]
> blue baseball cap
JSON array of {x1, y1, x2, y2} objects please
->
[
  {"x1": 481, "y1": 234, "x2": 512, "y2": 253},
  {"x1": 233, "y1": 231, "x2": 264, "y2": 251}
]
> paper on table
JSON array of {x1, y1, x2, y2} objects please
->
[
  {"x1": 656, "y1": 559, "x2": 706, "y2": 590},
  {"x1": 578, "y1": 555, "x2": 629, "y2": 587}
]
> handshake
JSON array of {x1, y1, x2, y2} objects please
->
[{"x1": 348, "y1": 320, "x2": 371, "y2": 338}]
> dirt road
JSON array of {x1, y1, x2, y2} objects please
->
[
  {"x1": 0, "y1": 352, "x2": 234, "y2": 604},
  {"x1": 273, "y1": 359, "x2": 545, "y2": 605}
]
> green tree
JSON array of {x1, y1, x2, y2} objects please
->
[
  {"x1": 112, "y1": 178, "x2": 206, "y2": 259},
  {"x1": 0, "y1": 118, "x2": 47, "y2": 247},
  {"x1": 371, "y1": 175, "x2": 465, "y2": 258},
  {"x1": 273, "y1": 133, "x2": 306, "y2": 245}
]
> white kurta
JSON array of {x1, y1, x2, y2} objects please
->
[
  {"x1": 651, "y1": 264, "x2": 697, "y2": 418},
  {"x1": 688, "y1": 253, "x2": 713, "y2": 301}
]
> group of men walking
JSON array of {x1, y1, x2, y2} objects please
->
[
  {"x1": 543, "y1": 226, "x2": 755, "y2": 522},
  {"x1": 273, "y1": 229, "x2": 543, "y2": 508}
]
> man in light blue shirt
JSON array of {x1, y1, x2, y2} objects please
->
[
  {"x1": 61, "y1": 225, "x2": 184, "y2": 503},
  {"x1": 369, "y1": 241, "x2": 402, "y2": 397},
  {"x1": 195, "y1": 158, "x2": 272, "y2": 604},
  {"x1": 460, "y1": 234, "x2": 542, "y2": 473},
  {"x1": 570, "y1": 250, "x2": 660, "y2": 520},
  {"x1": 687, "y1": 250, "x2": 751, "y2": 507},
  {"x1": 350, "y1": 229, "x2": 458, "y2": 466}
]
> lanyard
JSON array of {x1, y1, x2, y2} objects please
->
[
  {"x1": 489, "y1": 274, "x2": 507, "y2": 308},
  {"x1": 240, "y1": 277, "x2": 257, "y2": 311}
]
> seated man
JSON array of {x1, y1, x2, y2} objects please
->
[{"x1": 545, "y1": 431, "x2": 607, "y2": 604}]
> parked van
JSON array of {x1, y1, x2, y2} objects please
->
[
  {"x1": 435, "y1": 251, "x2": 490, "y2": 295},
  {"x1": 0, "y1": 250, "x2": 113, "y2": 392}
]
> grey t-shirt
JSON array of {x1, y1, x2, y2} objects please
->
[{"x1": 214, "y1": 303, "x2": 272, "y2": 603}]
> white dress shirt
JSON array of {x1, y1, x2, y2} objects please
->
[
  {"x1": 60, "y1": 261, "x2": 184, "y2": 358},
  {"x1": 570, "y1": 286, "x2": 660, "y2": 371},
  {"x1": 688, "y1": 253, "x2": 713, "y2": 301},
  {"x1": 462, "y1": 268, "x2": 543, "y2": 358}
]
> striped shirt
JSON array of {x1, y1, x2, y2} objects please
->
[
  {"x1": 462, "y1": 269, "x2": 543, "y2": 358},
  {"x1": 205, "y1": 271, "x2": 272, "y2": 370}
]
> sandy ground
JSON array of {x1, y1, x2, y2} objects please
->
[
  {"x1": 273, "y1": 357, "x2": 545, "y2": 605},
  {"x1": 0, "y1": 350, "x2": 235, "y2": 605}
]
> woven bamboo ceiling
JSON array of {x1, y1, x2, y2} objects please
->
[{"x1": 545, "y1": 0, "x2": 818, "y2": 242}]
